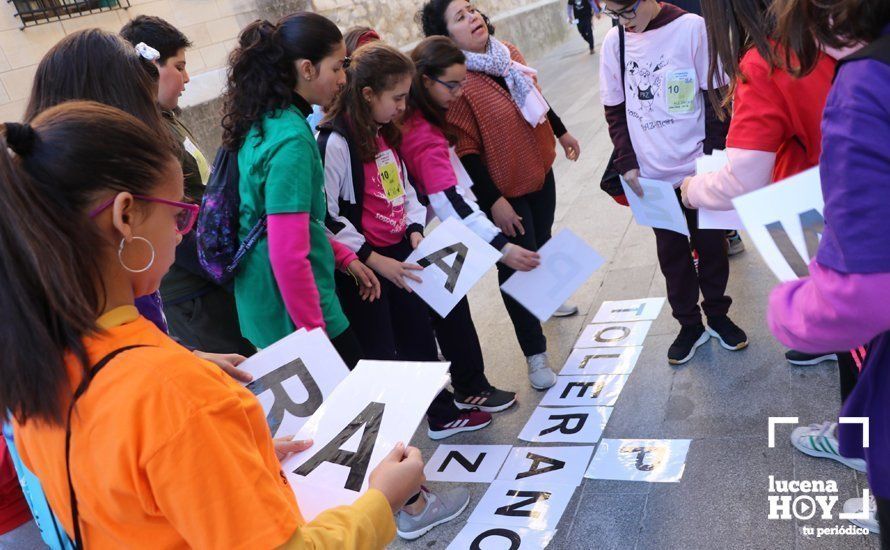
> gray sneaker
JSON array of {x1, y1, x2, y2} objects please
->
[
  {"x1": 553, "y1": 301, "x2": 580, "y2": 317},
  {"x1": 396, "y1": 487, "x2": 470, "y2": 540},
  {"x1": 527, "y1": 352, "x2": 557, "y2": 390}
]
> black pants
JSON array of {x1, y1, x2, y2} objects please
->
[
  {"x1": 653, "y1": 189, "x2": 731, "y2": 326},
  {"x1": 483, "y1": 171, "x2": 557, "y2": 357},
  {"x1": 330, "y1": 326, "x2": 363, "y2": 370},
  {"x1": 576, "y1": 16, "x2": 594, "y2": 49},
  {"x1": 165, "y1": 285, "x2": 256, "y2": 356},
  {"x1": 336, "y1": 239, "x2": 485, "y2": 423},
  {"x1": 838, "y1": 351, "x2": 860, "y2": 403},
  {"x1": 431, "y1": 297, "x2": 492, "y2": 393}
]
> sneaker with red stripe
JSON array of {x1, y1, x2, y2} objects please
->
[
  {"x1": 427, "y1": 408, "x2": 492, "y2": 440},
  {"x1": 453, "y1": 387, "x2": 516, "y2": 413}
]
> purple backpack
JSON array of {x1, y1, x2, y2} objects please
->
[{"x1": 197, "y1": 147, "x2": 267, "y2": 285}]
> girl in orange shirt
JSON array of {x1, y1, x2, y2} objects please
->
[{"x1": 1, "y1": 101, "x2": 422, "y2": 549}]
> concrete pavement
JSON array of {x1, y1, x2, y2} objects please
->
[{"x1": 391, "y1": 19, "x2": 878, "y2": 550}]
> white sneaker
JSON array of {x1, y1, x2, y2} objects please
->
[
  {"x1": 552, "y1": 302, "x2": 579, "y2": 317},
  {"x1": 790, "y1": 421, "x2": 867, "y2": 472},
  {"x1": 526, "y1": 353, "x2": 557, "y2": 389},
  {"x1": 843, "y1": 495, "x2": 880, "y2": 534}
]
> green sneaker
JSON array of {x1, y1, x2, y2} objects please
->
[{"x1": 791, "y1": 421, "x2": 866, "y2": 472}]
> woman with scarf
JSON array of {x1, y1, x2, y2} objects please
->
[{"x1": 419, "y1": 0, "x2": 582, "y2": 391}]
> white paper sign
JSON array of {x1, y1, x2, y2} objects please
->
[
  {"x1": 500, "y1": 229, "x2": 605, "y2": 321},
  {"x1": 732, "y1": 167, "x2": 824, "y2": 281},
  {"x1": 447, "y1": 524, "x2": 556, "y2": 550},
  {"x1": 540, "y1": 375, "x2": 628, "y2": 407},
  {"x1": 424, "y1": 445, "x2": 513, "y2": 483},
  {"x1": 241, "y1": 328, "x2": 349, "y2": 437},
  {"x1": 584, "y1": 438, "x2": 691, "y2": 483},
  {"x1": 559, "y1": 347, "x2": 642, "y2": 376},
  {"x1": 288, "y1": 477, "x2": 359, "y2": 522},
  {"x1": 282, "y1": 360, "x2": 449, "y2": 503},
  {"x1": 405, "y1": 217, "x2": 501, "y2": 316},
  {"x1": 496, "y1": 446, "x2": 594, "y2": 486},
  {"x1": 576, "y1": 321, "x2": 653, "y2": 348},
  {"x1": 698, "y1": 208, "x2": 745, "y2": 231},
  {"x1": 467, "y1": 480, "x2": 577, "y2": 531},
  {"x1": 693, "y1": 151, "x2": 745, "y2": 230},
  {"x1": 518, "y1": 406, "x2": 611, "y2": 443},
  {"x1": 592, "y1": 297, "x2": 665, "y2": 324},
  {"x1": 621, "y1": 177, "x2": 690, "y2": 236}
]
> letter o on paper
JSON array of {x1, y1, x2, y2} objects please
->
[
  {"x1": 471, "y1": 528, "x2": 522, "y2": 550},
  {"x1": 595, "y1": 326, "x2": 631, "y2": 343}
]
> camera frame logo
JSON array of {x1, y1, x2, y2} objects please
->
[{"x1": 766, "y1": 417, "x2": 870, "y2": 524}]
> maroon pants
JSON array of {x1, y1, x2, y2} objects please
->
[{"x1": 653, "y1": 189, "x2": 732, "y2": 326}]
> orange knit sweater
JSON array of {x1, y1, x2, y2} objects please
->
[{"x1": 446, "y1": 43, "x2": 557, "y2": 198}]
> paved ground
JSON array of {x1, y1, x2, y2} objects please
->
[{"x1": 392, "y1": 20, "x2": 878, "y2": 550}]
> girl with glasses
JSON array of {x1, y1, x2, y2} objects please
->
[
  {"x1": 419, "y1": 0, "x2": 584, "y2": 391},
  {"x1": 3, "y1": 101, "x2": 422, "y2": 548}
]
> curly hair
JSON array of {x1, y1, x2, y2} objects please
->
[{"x1": 221, "y1": 12, "x2": 342, "y2": 149}]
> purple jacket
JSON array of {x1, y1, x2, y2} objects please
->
[{"x1": 768, "y1": 26, "x2": 890, "y2": 498}]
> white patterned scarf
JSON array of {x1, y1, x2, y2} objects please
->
[{"x1": 463, "y1": 37, "x2": 550, "y2": 126}]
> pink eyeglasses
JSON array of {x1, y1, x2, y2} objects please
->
[{"x1": 89, "y1": 195, "x2": 200, "y2": 235}]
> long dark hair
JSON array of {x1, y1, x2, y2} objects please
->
[
  {"x1": 408, "y1": 36, "x2": 465, "y2": 144},
  {"x1": 323, "y1": 42, "x2": 416, "y2": 162},
  {"x1": 701, "y1": 0, "x2": 775, "y2": 117},
  {"x1": 773, "y1": 0, "x2": 890, "y2": 76},
  {"x1": 222, "y1": 12, "x2": 343, "y2": 149},
  {"x1": 0, "y1": 102, "x2": 176, "y2": 424},
  {"x1": 23, "y1": 29, "x2": 169, "y2": 142}
]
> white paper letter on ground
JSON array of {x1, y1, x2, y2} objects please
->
[
  {"x1": 241, "y1": 328, "x2": 349, "y2": 437},
  {"x1": 423, "y1": 445, "x2": 513, "y2": 483},
  {"x1": 731, "y1": 166, "x2": 823, "y2": 281},
  {"x1": 518, "y1": 406, "x2": 611, "y2": 443},
  {"x1": 447, "y1": 524, "x2": 556, "y2": 550},
  {"x1": 584, "y1": 439, "x2": 692, "y2": 482},
  {"x1": 621, "y1": 177, "x2": 689, "y2": 236},
  {"x1": 540, "y1": 375, "x2": 629, "y2": 407},
  {"x1": 496, "y1": 446, "x2": 595, "y2": 486},
  {"x1": 591, "y1": 297, "x2": 665, "y2": 324},
  {"x1": 467, "y1": 480, "x2": 577, "y2": 531},
  {"x1": 559, "y1": 347, "x2": 642, "y2": 376},
  {"x1": 405, "y1": 217, "x2": 501, "y2": 316},
  {"x1": 282, "y1": 360, "x2": 449, "y2": 508},
  {"x1": 575, "y1": 321, "x2": 652, "y2": 348},
  {"x1": 500, "y1": 229, "x2": 605, "y2": 321}
]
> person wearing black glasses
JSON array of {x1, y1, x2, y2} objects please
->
[{"x1": 599, "y1": 0, "x2": 745, "y2": 365}]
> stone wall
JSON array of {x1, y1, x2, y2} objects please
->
[{"x1": 179, "y1": 0, "x2": 571, "y2": 153}]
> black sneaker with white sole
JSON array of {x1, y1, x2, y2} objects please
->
[
  {"x1": 785, "y1": 349, "x2": 839, "y2": 366},
  {"x1": 454, "y1": 387, "x2": 516, "y2": 413},
  {"x1": 668, "y1": 323, "x2": 710, "y2": 365},
  {"x1": 706, "y1": 315, "x2": 748, "y2": 350}
]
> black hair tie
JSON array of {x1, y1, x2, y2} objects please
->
[{"x1": 5, "y1": 122, "x2": 36, "y2": 156}]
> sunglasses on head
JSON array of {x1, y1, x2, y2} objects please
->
[{"x1": 89, "y1": 195, "x2": 200, "y2": 235}]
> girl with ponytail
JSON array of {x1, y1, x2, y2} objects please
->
[
  {"x1": 222, "y1": 13, "x2": 379, "y2": 364},
  {"x1": 4, "y1": 101, "x2": 421, "y2": 548}
]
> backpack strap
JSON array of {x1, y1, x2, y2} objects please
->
[
  {"x1": 317, "y1": 116, "x2": 366, "y2": 234},
  {"x1": 66, "y1": 345, "x2": 150, "y2": 549}
]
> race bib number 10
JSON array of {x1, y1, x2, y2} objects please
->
[{"x1": 666, "y1": 69, "x2": 696, "y2": 115}]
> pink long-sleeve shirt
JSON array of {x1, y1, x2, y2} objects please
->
[{"x1": 268, "y1": 213, "x2": 356, "y2": 333}]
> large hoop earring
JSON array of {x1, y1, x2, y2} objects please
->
[{"x1": 118, "y1": 236, "x2": 155, "y2": 273}]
